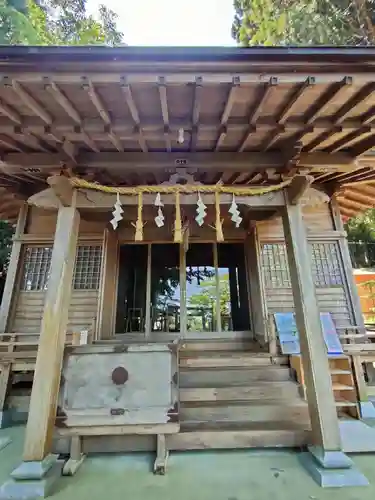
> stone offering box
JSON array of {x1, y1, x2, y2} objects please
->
[{"x1": 56, "y1": 342, "x2": 179, "y2": 433}]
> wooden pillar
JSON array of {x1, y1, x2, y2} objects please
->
[
  {"x1": 179, "y1": 244, "x2": 187, "y2": 337},
  {"x1": 282, "y1": 202, "x2": 341, "y2": 451},
  {"x1": 213, "y1": 243, "x2": 221, "y2": 333},
  {"x1": 23, "y1": 205, "x2": 79, "y2": 462},
  {"x1": 0, "y1": 203, "x2": 28, "y2": 428},
  {"x1": 97, "y1": 229, "x2": 119, "y2": 340},
  {"x1": 0, "y1": 203, "x2": 28, "y2": 333},
  {"x1": 145, "y1": 244, "x2": 152, "y2": 337},
  {"x1": 245, "y1": 227, "x2": 267, "y2": 343}
]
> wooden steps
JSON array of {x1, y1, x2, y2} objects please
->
[
  {"x1": 180, "y1": 381, "x2": 301, "y2": 402},
  {"x1": 180, "y1": 351, "x2": 288, "y2": 369},
  {"x1": 180, "y1": 366, "x2": 291, "y2": 387},
  {"x1": 180, "y1": 400, "x2": 309, "y2": 424},
  {"x1": 168, "y1": 423, "x2": 311, "y2": 450},
  {"x1": 178, "y1": 346, "x2": 311, "y2": 449}
]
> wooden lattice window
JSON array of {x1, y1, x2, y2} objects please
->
[
  {"x1": 260, "y1": 243, "x2": 291, "y2": 288},
  {"x1": 20, "y1": 246, "x2": 52, "y2": 291},
  {"x1": 310, "y1": 242, "x2": 343, "y2": 287},
  {"x1": 73, "y1": 245, "x2": 102, "y2": 290}
]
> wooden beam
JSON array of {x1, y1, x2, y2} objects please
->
[
  {"x1": 3, "y1": 72, "x2": 375, "y2": 86},
  {"x1": 190, "y1": 77, "x2": 203, "y2": 151},
  {"x1": 0, "y1": 203, "x2": 28, "y2": 333},
  {"x1": 23, "y1": 204, "x2": 79, "y2": 461},
  {"x1": 10, "y1": 80, "x2": 52, "y2": 125},
  {"x1": 287, "y1": 175, "x2": 314, "y2": 204},
  {"x1": 282, "y1": 202, "x2": 341, "y2": 450},
  {"x1": 28, "y1": 186, "x2": 287, "y2": 211},
  {"x1": 120, "y1": 78, "x2": 148, "y2": 152},
  {"x1": 47, "y1": 174, "x2": 75, "y2": 206},
  {"x1": 0, "y1": 97, "x2": 22, "y2": 124},
  {"x1": 239, "y1": 77, "x2": 278, "y2": 152},
  {"x1": 158, "y1": 77, "x2": 171, "y2": 152},
  {"x1": 97, "y1": 229, "x2": 119, "y2": 340},
  {"x1": 0, "y1": 151, "x2": 356, "y2": 172}
]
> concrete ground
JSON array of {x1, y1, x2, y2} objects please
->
[{"x1": 2, "y1": 426, "x2": 375, "y2": 500}]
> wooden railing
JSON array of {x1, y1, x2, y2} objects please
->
[{"x1": 0, "y1": 322, "x2": 95, "y2": 421}]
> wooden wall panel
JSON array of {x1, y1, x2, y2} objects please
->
[
  {"x1": 10, "y1": 290, "x2": 99, "y2": 334},
  {"x1": 26, "y1": 207, "x2": 105, "y2": 236},
  {"x1": 11, "y1": 291, "x2": 45, "y2": 333},
  {"x1": 264, "y1": 286, "x2": 352, "y2": 328},
  {"x1": 257, "y1": 203, "x2": 333, "y2": 240},
  {"x1": 68, "y1": 290, "x2": 99, "y2": 332}
]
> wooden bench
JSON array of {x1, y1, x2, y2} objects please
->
[{"x1": 0, "y1": 324, "x2": 95, "y2": 427}]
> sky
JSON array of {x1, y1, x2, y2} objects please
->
[{"x1": 87, "y1": 0, "x2": 235, "y2": 46}]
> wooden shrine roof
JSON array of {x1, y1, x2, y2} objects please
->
[{"x1": 3, "y1": 46, "x2": 375, "y2": 221}]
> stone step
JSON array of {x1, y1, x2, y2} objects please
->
[
  {"x1": 180, "y1": 399, "x2": 310, "y2": 424},
  {"x1": 179, "y1": 366, "x2": 292, "y2": 387},
  {"x1": 180, "y1": 381, "x2": 301, "y2": 403}
]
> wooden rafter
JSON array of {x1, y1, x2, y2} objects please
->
[
  {"x1": 0, "y1": 97, "x2": 22, "y2": 124},
  {"x1": 44, "y1": 80, "x2": 97, "y2": 153},
  {"x1": 305, "y1": 82, "x2": 375, "y2": 152},
  {"x1": 314, "y1": 166, "x2": 370, "y2": 183},
  {"x1": 336, "y1": 196, "x2": 370, "y2": 212},
  {"x1": 82, "y1": 78, "x2": 123, "y2": 152},
  {"x1": 0, "y1": 134, "x2": 25, "y2": 153},
  {"x1": 340, "y1": 188, "x2": 375, "y2": 207},
  {"x1": 239, "y1": 77, "x2": 278, "y2": 152},
  {"x1": 190, "y1": 77, "x2": 203, "y2": 152},
  {"x1": 325, "y1": 127, "x2": 373, "y2": 153},
  {"x1": 215, "y1": 76, "x2": 240, "y2": 151},
  {"x1": 158, "y1": 77, "x2": 171, "y2": 152},
  {"x1": 120, "y1": 77, "x2": 148, "y2": 152},
  {"x1": 305, "y1": 77, "x2": 353, "y2": 125},
  {"x1": 262, "y1": 77, "x2": 315, "y2": 151},
  {"x1": 336, "y1": 168, "x2": 375, "y2": 185},
  {"x1": 351, "y1": 133, "x2": 375, "y2": 156},
  {"x1": 9, "y1": 80, "x2": 52, "y2": 125}
]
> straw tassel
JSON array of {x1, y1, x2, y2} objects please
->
[
  {"x1": 215, "y1": 191, "x2": 224, "y2": 242},
  {"x1": 174, "y1": 191, "x2": 182, "y2": 243},
  {"x1": 135, "y1": 192, "x2": 144, "y2": 241}
]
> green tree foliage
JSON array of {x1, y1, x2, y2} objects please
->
[
  {"x1": 232, "y1": 0, "x2": 375, "y2": 45},
  {"x1": 0, "y1": 0, "x2": 123, "y2": 45}
]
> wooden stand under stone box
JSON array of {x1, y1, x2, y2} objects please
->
[{"x1": 57, "y1": 342, "x2": 179, "y2": 475}]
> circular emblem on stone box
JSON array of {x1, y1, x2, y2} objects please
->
[{"x1": 111, "y1": 366, "x2": 129, "y2": 385}]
